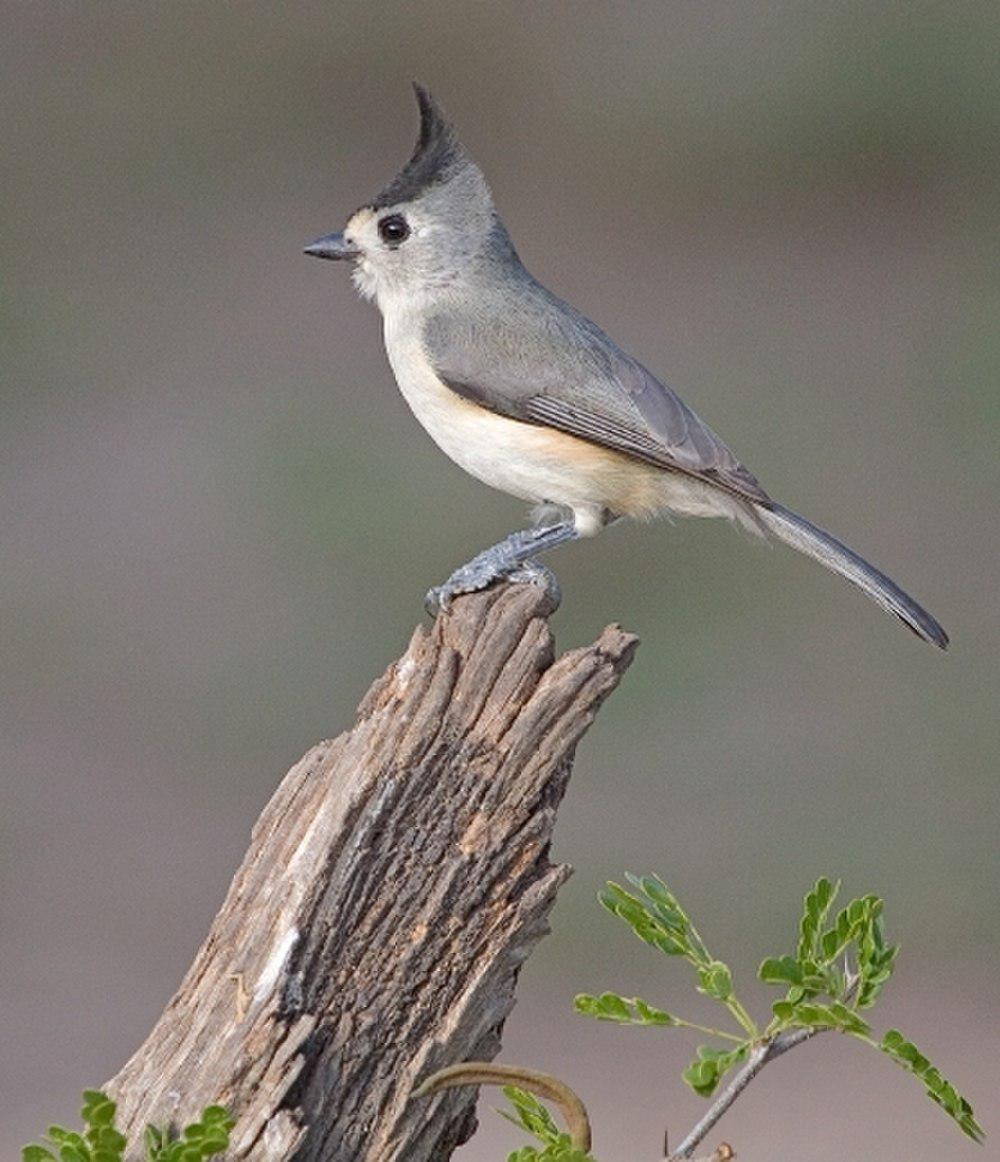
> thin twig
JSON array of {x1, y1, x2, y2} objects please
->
[
  {"x1": 667, "y1": 974, "x2": 860, "y2": 1160},
  {"x1": 666, "y1": 1026, "x2": 822, "y2": 1160}
]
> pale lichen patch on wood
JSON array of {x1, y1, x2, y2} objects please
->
[{"x1": 253, "y1": 928, "x2": 300, "y2": 1005}]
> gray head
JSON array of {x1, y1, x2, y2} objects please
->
[{"x1": 305, "y1": 85, "x2": 504, "y2": 306}]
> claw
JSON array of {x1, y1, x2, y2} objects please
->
[
  {"x1": 424, "y1": 564, "x2": 502, "y2": 617},
  {"x1": 425, "y1": 522, "x2": 576, "y2": 617},
  {"x1": 425, "y1": 557, "x2": 561, "y2": 617},
  {"x1": 424, "y1": 585, "x2": 451, "y2": 616},
  {"x1": 507, "y1": 560, "x2": 562, "y2": 609}
]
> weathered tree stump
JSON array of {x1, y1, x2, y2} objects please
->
[{"x1": 105, "y1": 583, "x2": 638, "y2": 1159}]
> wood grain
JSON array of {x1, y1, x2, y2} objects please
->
[{"x1": 105, "y1": 583, "x2": 638, "y2": 1160}]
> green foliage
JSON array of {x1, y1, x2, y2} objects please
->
[
  {"x1": 881, "y1": 1031, "x2": 985, "y2": 1143},
  {"x1": 578, "y1": 873, "x2": 984, "y2": 1143},
  {"x1": 599, "y1": 875, "x2": 709, "y2": 962},
  {"x1": 573, "y1": 991, "x2": 673, "y2": 1026},
  {"x1": 599, "y1": 874, "x2": 757, "y2": 1037},
  {"x1": 499, "y1": 1088, "x2": 596, "y2": 1162},
  {"x1": 797, "y1": 875, "x2": 838, "y2": 963},
  {"x1": 505, "y1": 1147, "x2": 593, "y2": 1162},
  {"x1": 22, "y1": 1093, "x2": 234, "y2": 1162},
  {"x1": 682, "y1": 1044, "x2": 749, "y2": 1097},
  {"x1": 770, "y1": 999, "x2": 869, "y2": 1036},
  {"x1": 143, "y1": 1106, "x2": 234, "y2": 1161}
]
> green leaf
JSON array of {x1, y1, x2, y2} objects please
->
[
  {"x1": 696, "y1": 961, "x2": 733, "y2": 1001},
  {"x1": 630, "y1": 874, "x2": 687, "y2": 930},
  {"x1": 772, "y1": 999, "x2": 870, "y2": 1036},
  {"x1": 819, "y1": 895, "x2": 881, "y2": 964},
  {"x1": 577, "y1": 991, "x2": 628, "y2": 1020},
  {"x1": 602, "y1": 873, "x2": 713, "y2": 963},
  {"x1": 682, "y1": 1044, "x2": 749, "y2": 1097},
  {"x1": 198, "y1": 1108, "x2": 233, "y2": 1130},
  {"x1": 758, "y1": 955, "x2": 803, "y2": 986},
  {"x1": 797, "y1": 877, "x2": 839, "y2": 963},
  {"x1": 880, "y1": 1031, "x2": 985, "y2": 1142},
  {"x1": 633, "y1": 997, "x2": 673, "y2": 1025},
  {"x1": 80, "y1": 1093, "x2": 116, "y2": 1130},
  {"x1": 500, "y1": 1087, "x2": 563, "y2": 1147},
  {"x1": 133, "y1": 1106, "x2": 232, "y2": 1161},
  {"x1": 49, "y1": 1130, "x2": 89, "y2": 1162},
  {"x1": 856, "y1": 915, "x2": 898, "y2": 1009},
  {"x1": 505, "y1": 1147, "x2": 592, "y2": 1162},
  {"x1": 599, "y1": 882, "x2": 689, "y2": 957},
  {"x1": 87, "y1": 1127, "x2": 125, "y2": 1154},
  {"x1": 573, "y1": 991, "x2": 673, "y2": 1026},
  {"x1": 496, "y1": 1089, "x2": 596, "y2": 1160},
  {"x1": 22, "y1": 1148, "x2": 58, "y2": 1162},
  {"x1": 57, "y1": 1145, "x2": 90, "y2": 1162}
]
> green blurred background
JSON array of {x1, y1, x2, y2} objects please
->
[{"x1": 2, "y1": 3, "x2": 997, "y2": 1158}]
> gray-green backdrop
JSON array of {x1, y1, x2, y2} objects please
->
[{"x1": 2, "y1": 4, "x2": 997, "y2": 1158}]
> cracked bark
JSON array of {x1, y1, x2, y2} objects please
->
[{"x1": 104, "y1": 583, "x2": 638, "y2": 1160}]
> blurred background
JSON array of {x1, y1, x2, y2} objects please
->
[{"x1": 2, "y1": 3, "x2": 997, "y2": 1158}]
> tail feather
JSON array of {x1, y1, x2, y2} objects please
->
[{"x1": 755, "y1": 502, "x2": 948, "y2": 649}]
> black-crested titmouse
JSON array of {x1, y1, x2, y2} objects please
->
[{"x1": 305, "y1": 86, "x2": 946, "y2": 648}]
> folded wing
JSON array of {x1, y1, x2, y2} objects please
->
[{"x1": 423, "y1": 279, "x2": 771, "y2": 507}]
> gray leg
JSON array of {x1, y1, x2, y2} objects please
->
[{"x1": 426, "y1": 521, "x2": 578, "y2": 614}]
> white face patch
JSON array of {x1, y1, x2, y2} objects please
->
[
  {"x1": 339, "y1": 198, "x2": 481, "y2": 312},
  {"x1": 344, "y1": 207, "x2": 379, "y2": 301}
]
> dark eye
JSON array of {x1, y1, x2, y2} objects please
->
[{"x1": 377, "y1": 214, "x2": 410, "y2": 245}]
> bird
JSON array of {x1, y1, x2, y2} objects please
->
[{"x1": 304, "y1": 85, "x2": 947, "y2": 648}]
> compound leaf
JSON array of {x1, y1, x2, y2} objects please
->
[
  {"x1": 682, "y1": 1044, "x2": 750, "y2": 1097},
  {"x1": 880, "y1": 1031, "x2": 984, "y2": 1142},
  {"x1": 798, "y1": 877, "x2": 839, "y2": 963},
  {"x1": 574, "y1": 992, "x2": 673, "y2": 1026}
]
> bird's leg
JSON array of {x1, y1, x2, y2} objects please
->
[{"x1": 425, "y1": 521, "x2": 578, "y2": 615}]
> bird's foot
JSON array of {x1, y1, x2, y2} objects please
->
[{"x1": 425, "y1": 551, "x2": 561, "y2": 616}]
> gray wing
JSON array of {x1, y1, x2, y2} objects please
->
[{"x1": 423, "y1": 282, "x2": 770, "y2": 506}]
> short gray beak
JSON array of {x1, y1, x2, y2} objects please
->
[{"x1": 303, "y1": 232, "x2": 360, "y2": 261}]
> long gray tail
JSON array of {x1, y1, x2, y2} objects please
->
[{"x1": 755, "y1": 502, "x2": 948, "y2": 649}]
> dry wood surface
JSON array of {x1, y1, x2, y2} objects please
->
[{"x1": 104, "y1": 582, "x2": 638, "y2": 1160}]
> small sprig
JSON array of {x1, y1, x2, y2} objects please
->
[
  {"x1": 880, "y1": 1030, "x2": 982, "y2": 1141},
  {"x1": 142, "y1": 1106, "x2": 234, "y2": 1161},
  {"x1": 597, "y1": 875, "x2": 759, "y2": 1039},
  {"x1": 758, "y1": 878, "x2": 982, "y2": 1142},
  {"x1": 22, "y1": 1091, "x2": 234, "y2": 1162},
  {"x1": 577, "y1": 873, "x2": 984, "y2": 1154},
  {"x1": 501, "y1": 1087, "x2": 595, "y2": 1162}
]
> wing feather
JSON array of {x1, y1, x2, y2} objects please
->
[{"x1": 424, "y1": 281, "x2": 770, "y2": 506}]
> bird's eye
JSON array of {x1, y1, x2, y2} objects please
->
[{"x1": 377, "y1": 214, "x2": 410, "y2": 245}]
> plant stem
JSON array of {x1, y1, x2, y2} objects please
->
[
  {"x1": 667, "y1": 973, "x2": 860, "y2": 1159},
  {"x1": 671, "y1": 1017, "x2": 747, "y2": 1044},
  {"x1": 723, "y1": 996, "x2": 759, "y2": 1039},
  {"x1": 666, "y1": 1026, "x2": 823, "y2": 1160}
]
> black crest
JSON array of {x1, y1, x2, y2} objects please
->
[{"x1": 371, "y1": 84, "x2": 464, "y2": 209}]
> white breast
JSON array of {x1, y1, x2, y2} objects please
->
[{"x1": 383, "y1": 318, "x2": 612, "y2": 527}]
